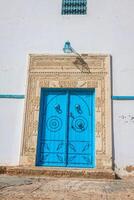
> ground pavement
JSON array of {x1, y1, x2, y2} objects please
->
[{"x1": 0, "y1": 175, "x2": 134, "y2": 200}]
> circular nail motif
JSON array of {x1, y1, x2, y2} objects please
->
[
  {"x1": 72, "y1": 116, "x2": 88, "y2": 132},
  {"x1": 47, "y1": 116, "x2": 62, "y2": 132}
]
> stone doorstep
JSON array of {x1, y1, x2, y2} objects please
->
[{"x1": 0, "y1": 166, "x2": 116, "y2": 179}]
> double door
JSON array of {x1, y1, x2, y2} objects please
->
[{"x1": 36, "y1": 89, "x2": 95, "y2": 168}]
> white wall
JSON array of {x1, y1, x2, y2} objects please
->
[
  {"x1": 0, "y1": 0, "x2": 134, "y2": 170},
  {"x1": 0, "y1": 99, "x2": 24, "y2": 165},
  {"x1": 113, "y1": 101, "x2": 134, "y2": 174}
]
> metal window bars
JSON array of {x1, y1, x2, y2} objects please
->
[{"x1": 62, "y1": 0, "x2": 87, "y2": 15}]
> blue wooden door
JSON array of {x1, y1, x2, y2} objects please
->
[{"x1": 36, "y1": 89, "x2": 95, "y2": 168}]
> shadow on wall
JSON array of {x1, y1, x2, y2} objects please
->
[{"x1": 73, "y1": 56, "x2": 91, "y2": 73}]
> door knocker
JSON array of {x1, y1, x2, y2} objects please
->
[
  {"x1": 55, "y1": 104, "x2": 62, "y2": 114},
  {"x1": 75, "y1": 104, "x2": 82, "y2": 114}
]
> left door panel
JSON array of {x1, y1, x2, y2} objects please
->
[{"x1": 36, "y1": 89, "x2": 68, "y2": 166}]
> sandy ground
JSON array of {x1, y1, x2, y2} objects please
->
[{"x1": 0, "y1": 175, "x2": 134, "y2": 200}]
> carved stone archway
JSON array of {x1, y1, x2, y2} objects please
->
[{"x1": 21, "y1": 54, "x2": 112, "y2": 170}]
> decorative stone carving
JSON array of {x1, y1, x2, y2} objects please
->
[{"x1": 21, "y1": 54, "x2": 112, "y2": 169}]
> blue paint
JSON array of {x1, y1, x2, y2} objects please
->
[
  {"x1": 112, "y1": 96, "x2": 134, "y2": 100},
  {"x1": 0, "y1": 94, "x2": 25, "y2": 99},
  {"x1": 36, "y1": 88, "x2": 95, "y2": 168},
  {"x1": 0, "y1": 94, "x2": 134, "y2": 101},
  {"x1": 92, "y1": 90, "x2": 96, "y2": 168}
]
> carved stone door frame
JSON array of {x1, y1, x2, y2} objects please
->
[{"x1": 20, "y1": 54, "x2": 112, "y2": 169}]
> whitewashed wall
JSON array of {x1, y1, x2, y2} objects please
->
[
  {"x1": 0, "y1": 99, "x2": 24, "y2": 165},
  {"x1": 0, "y1": 0, "x2": 134, "y2": 173}
]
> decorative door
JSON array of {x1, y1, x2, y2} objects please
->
[{"x1": 36, "y1": 89, "x2": 95, "y2": 168}]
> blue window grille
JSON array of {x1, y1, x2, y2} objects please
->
[{"x1": 62, "y1": 0, "x2": 87, "y2": 15}]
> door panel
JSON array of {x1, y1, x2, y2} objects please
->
[
  {"x1": 67, "y1": 91, "x2": 93, "y2": 167},
  {"x1": 38, "y1": 90, "x2": 68, "y2": 166}
]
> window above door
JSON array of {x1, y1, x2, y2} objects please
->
[{"x1": 62, "y1": 0, "x2": 87, "y2": 15}]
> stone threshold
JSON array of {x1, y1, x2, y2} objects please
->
[{"x1": 0, "y1": 166, "x2": 116, "y2": 179}]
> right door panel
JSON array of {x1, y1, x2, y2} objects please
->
[{"x1": 67, "y1": 90, "x2": 95, "y2": 168}]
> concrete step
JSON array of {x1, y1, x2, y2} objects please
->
[{"x1": 0, "y1": 166, "x2": 116, "y2": 179}]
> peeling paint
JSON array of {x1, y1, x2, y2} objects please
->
[
  {"x1": 118, "y1": 114, "x2": 134, "y2": 123},
  {"x1": 126, "y1": 166, "x2": 134, "y2": 173}
]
